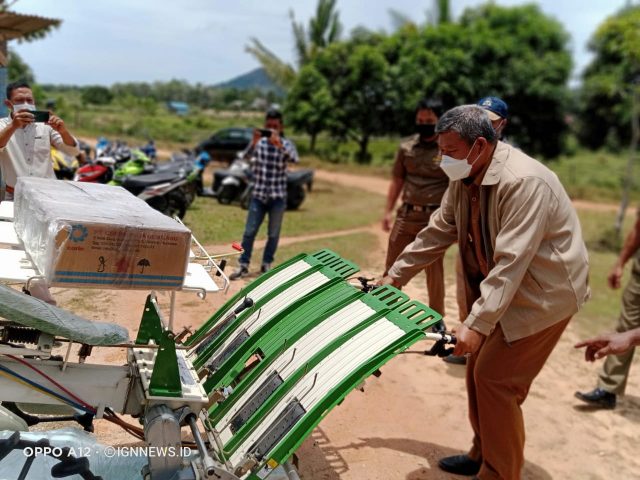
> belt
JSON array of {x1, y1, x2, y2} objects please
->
[
  {"x1": 403, "y1": 202, "x2": 439, "y2": 212},
  {"x1": 5, "y1": 185, "x2": 14, "y2": 194}
]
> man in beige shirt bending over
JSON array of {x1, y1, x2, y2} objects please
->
[
  {"x1": 0, "y1": 81, "x2": 79, "y2": 200},
  {"x1": 381, "y1": 105, "x2": 590, "y2": 480}
]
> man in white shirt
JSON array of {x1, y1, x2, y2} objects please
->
[
  {"x1": 0, "y1": 82, "x2": 79, "y2": 304},
  {"x1": 0, "y1": 81, "x2": 79, "y2": 200}
]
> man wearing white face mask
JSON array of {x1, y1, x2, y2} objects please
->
[
  {"x1": 0, "y1": 82, "x2": 79, "y2": 306},
  {"x1": 380, "y1": 105, "x2": 590, "y2": 479},
  {"x1": 0, "y1": 81, "x2": 79, "y2": 201}
]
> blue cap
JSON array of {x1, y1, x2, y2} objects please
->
[{"x1": 477, "y1": 96, "x2": 508, "y2": 120}]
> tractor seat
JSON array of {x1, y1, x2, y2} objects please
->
[{"x1": 0, "y1": 284, "x2": 128, "y2": 346}]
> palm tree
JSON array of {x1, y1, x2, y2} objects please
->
[
  {"x1": 389, "y1": 0, "x2": 452, "y2": 31},
  {"x1": 245, "y1": 0, "x2": 342, "y2": 89}
]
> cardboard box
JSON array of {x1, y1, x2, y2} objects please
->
[{"x1": 14, "y1": 178, "x2": 191, "y2": 290}]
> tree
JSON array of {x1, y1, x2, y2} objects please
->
[
  {"x1": 246, "y1": 0, "x2": 342, "y2": 89},
  {"x1": 577, "y1": 5, "x2": 640, "y2": 150},
  {"x1": 81, "y1": 85, "x2": 113, "y2": 105},
  {"x1": 7, "y1": 48, "x2": 34, "y2": 84},
  {"x1": 577, "y1": 6, "x2": 640, "y2": 240},
  {"x1": 309, "y1": 41, "x2": 394, "y2": 162},
  {"x1": 284, "y1": 65, "x2": 335, "y2": 151},
  {"x1": 386, "y1": 3, "x2": 573, "y2": 157},
  {"x1": 286, "y1": 3, "x2": 572, "y2": 160}
]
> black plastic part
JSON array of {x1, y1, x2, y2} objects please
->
[
  {"x1": 250, "y1": 400, "x2": 306, "y2": 460},
  {"x1": 205, "y1": 330, "x2": 250, "y2": 372},
  {"x1": 230, "y1": 372, "x2": 284, "y2": 434}
]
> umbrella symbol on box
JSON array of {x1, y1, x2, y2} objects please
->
[{"x1": 138, "y1": 259, "x2": 151, "y2": 274}]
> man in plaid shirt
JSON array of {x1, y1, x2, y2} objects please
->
[{"x1": 230, "y1": 109, "x2": 299, "y2": 280}]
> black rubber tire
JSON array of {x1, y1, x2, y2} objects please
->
[
  {"x1": 287, "y1": 187, "x2": 306, "y2": 210},
  {"x1": 147, "y1": 190, "x2": 187, "y2": 219},
  {"x1": 217, "y1": 184, "x2": 237, "y2": 205}
]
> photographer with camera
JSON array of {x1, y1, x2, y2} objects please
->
[
  {"x1": 0, "y1": 81, "x2": 79, "y2": 201},
  {"x1": 230, "y1": 108, "x2": 299, "y2": 280}
]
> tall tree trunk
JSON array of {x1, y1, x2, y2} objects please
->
[
  {"x1": 356, "y1": 134, "x2": 370, "y2": 164},
  {"x1": 615, "y1": 80, "x2": 640, "y2": 241},
  {"x1": 310, "y1": 131, "x2": 317, "y2": 152}
]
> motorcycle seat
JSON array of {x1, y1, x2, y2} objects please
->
[
  {"x1": 121, "y1": 172, "x2": 182, "y2": 189},
  {"x1": 0, "y1": 284, "x2": 129, "y2": 346}
]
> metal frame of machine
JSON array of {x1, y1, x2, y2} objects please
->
[{"x1": 0, "y1": 199, "x2": 456, "y2": 480}]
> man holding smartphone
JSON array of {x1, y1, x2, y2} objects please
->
[
  {"x1": 230, "y1": 108, "x2": 299, "y2": 279},
  {"x1": 0, "y1": 81, "x2": 79, "y2": 201}
]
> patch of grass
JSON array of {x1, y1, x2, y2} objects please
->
[
  {"x1": 550, "y1": 149, "x2": 640, "y2": 203},
  {"x1": 69, "y1": 106, "x2": 262, "y2": 151},
  {"x1": 183, "y1": 180, "x2": 384, "y2": 245},
  {"x1": 572, "y1": 208, "x2": 634, "y2": 336},
  {"x1": 256, "y1": 232, "x2": 379, "y2": 271}
]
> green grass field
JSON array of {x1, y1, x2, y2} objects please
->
[{"x1": 183, "y1": 179, "x2": 384, "y2": 245}]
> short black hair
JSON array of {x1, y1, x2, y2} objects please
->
[
  {"x1": 6, "y1": 81, "x2": 31, "y2": 100},
  {"x1": 265, "y1": 108, "x2": 283, "y2": 122},
  {"x1": 415, "y1": 98, "x2": 444, "y2": 118}
]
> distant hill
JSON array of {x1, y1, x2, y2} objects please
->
[{"x1": 216, "y1": 67, "x2": 281, "y2": 93}]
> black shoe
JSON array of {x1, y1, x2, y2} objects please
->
[
  {"x1": 575, "y1": 388, "x2": 616, "y2": 409},
  {"x1": 229, "y1": 265, "x2": 249, "y2": 281},
  {"x1": 260, "y1": 263, "x2": 271, "y2": 274},
  {"x1": 438, "y1": 454, "x2": 481, "y2": 476},
  {"x1": 443, "y1": 354, "x2": 467, "y2": 365}
]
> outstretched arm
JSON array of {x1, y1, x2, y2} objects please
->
[{"x1": 575, "y1": 328, "x2": 640, "y2": 361}]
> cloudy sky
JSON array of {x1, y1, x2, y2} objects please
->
[{"x1": 10, "y1": 0, "x2": 628, "y2": 86}]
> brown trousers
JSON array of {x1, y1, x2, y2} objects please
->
[
  {"x1": 467, "y1": 318, "x2": 570, "y2": 480},
  {"x1": 384, "y1": 206, "x2": 445, "y2": 316}
]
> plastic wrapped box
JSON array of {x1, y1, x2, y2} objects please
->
[{"x1": 14, "y1": 178, "x2": 191, "y2": 290}]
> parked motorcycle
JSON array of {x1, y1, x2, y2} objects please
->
[
  {"x1": 52, "y1": 147, "x2": 79, "y2": 180},
  {"x1": 118, "y1": 171, "x2": 190, "y2": 219},
  {"x1": 212, "y1": 155, "x2": 313, "y2": 210},
  {"x1": 157, "y1": 149, "x2": 211, "y2": 203},
  {"x1": 74, "y1": 141, "x2": 207, "y2": 218}
]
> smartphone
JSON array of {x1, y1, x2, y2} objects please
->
[
  {"x1": 259, "y1": 128, "x2": 272, "y2": 138},
  {"x1": 32, "y1": 110, "x2": 50, "y2": 123}
]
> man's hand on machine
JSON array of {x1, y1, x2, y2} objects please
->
[
  {"x1": 376, "y1": 275, "x2": 402, "y2": 288},
  {"x1": 452, "y1": 324, "x2": 484, "y2": 356}
]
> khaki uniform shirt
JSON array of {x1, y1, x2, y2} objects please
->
[
  {"x1": 392, "y1": 134, "x2": 449, "y2": 206},
  {"x1": 388, "y1": 142, "x2": 591, "y2": 341}
]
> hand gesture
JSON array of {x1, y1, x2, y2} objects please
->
[
  {"x1": 382, "y1": 212, "x2": 393, "y2": 232},
  {"x1": 452, "y1": 324, "x2": 484, "y2": 356},
  {"x1": 47, "y1": 113, "x2": 66, "y2": 133},
  {"x1": 375, "y1": 275, "x2": 401, "y2": 288},
  {"x1": 11, "y1": 109, "x2": 34, "y2": 129},
  {"x1": 269, "y1": 129, "x2": 283, "y2": 149},
  {"x1": 575, "y1": 332, "x2": 634, "y2": 361},
  {"x1": 251, "y1": 128, "x2": 262, "y2": 146},
  {"x1": 607, "y1": 263, "x2": 623, "y2": 289}
]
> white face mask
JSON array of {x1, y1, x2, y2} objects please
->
[
  {"x1": 12, "y1": 103, "x2": 35, "y2": 112},
  {"x1": 440, "y1": 140, "x2": 480, "y2": 181}
]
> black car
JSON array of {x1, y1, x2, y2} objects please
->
[{"x1": 197, "y1": 127, "x2": 253, "y2": 163}]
